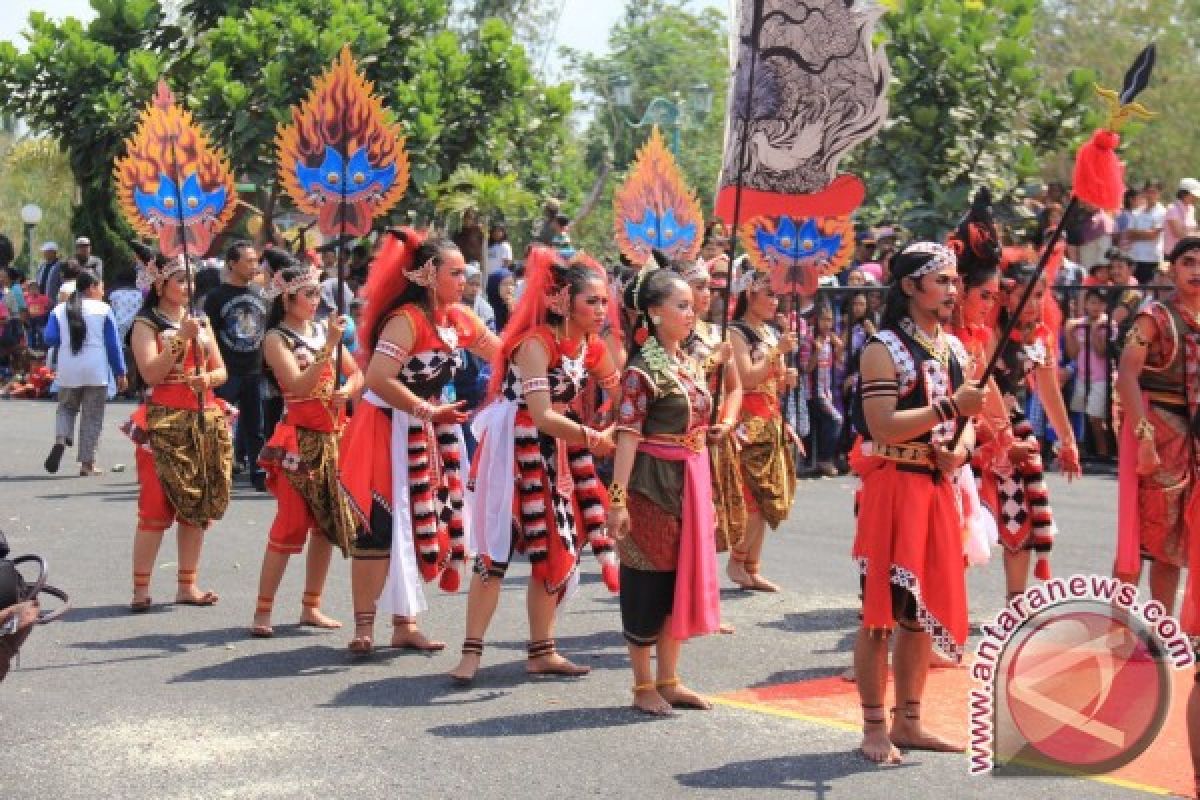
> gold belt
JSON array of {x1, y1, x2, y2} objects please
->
[
  {"x1": 1144, "y1": 390, "x2": 1186, "y2": 407},
  {"x1": 646, "y1": 429, "x2": 707, "y2": 453},
  {"x1": 872, "y1": 441, "x2": 933, "y2": 467}
]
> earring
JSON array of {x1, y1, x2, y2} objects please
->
[{"x1": 650, "y1": 315, "x2": 662, "y2": 326}]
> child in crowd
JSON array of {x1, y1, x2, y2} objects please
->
[
  {"x1": 807, "y1": 302, "x2": 843, "y2": 476},
  {"x1": 1064, "y1": 288, "x2": 1114, "y2": 459}
]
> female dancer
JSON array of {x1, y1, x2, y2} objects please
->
[
  {"x1": 726, "y1": 267, "x2": 799, "y2": 591},
  {"x1": 451, "y1": 247, "x2": 620, "y2": 683},
  {"x1": 339, "y1": 229, "x2": 499, "y2": 654},
  {"x1": 678, "y1": 257, "x2": 744, "y2": 554},
  {"x1": 610, "y1": 266, "x2": 726, "y2": 715},
  {"x1": 126, "y1": 256, "x2": 233, "y2": 611},
  {"x1": 981, "y1": 264, "x2": 1081, "y2": 596},
  {"x1": 250, "y1": 262, "x2": 363, "y2": 637}
]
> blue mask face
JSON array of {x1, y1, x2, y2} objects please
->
[
  {"x1": 623, "y1": 208, "x2": 698, "y2": 256},
  {"x1": 134, "y1": 172, "x2": 228, "y2": 225},
  {"x1": 755, "y1": 216, "x2": 842, "y2": 263},
  {"x1": 294, "y1": 145, "x2": 397, "y2": 203}
]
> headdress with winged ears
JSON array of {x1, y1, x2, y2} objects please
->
[
  {"x1": 358, "y1": 227, "x2": 442, "y2": 353},
  {"x1": 613, "y1": 127, "x2": 704, "y2": 265}
]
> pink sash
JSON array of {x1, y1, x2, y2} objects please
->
[
  {"x1": 1116, "y1": 408, "x2": 1142, "y2": 577},
  {"x1": 636, "y1": 440, "x2": 720, "y2": 641}
]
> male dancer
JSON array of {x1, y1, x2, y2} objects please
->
[{"x1": 851, "y1": 242, "x2": 985, "y2": 763}]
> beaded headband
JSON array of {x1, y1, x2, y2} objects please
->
[
  {"x1": 136, "y1": 254, "x2": 187, "y2": 292},
  {"x1": 732, "y1": 267, "x2": 771, "y2": 295},
  {"x1": 900, "y1": 241, "x2": 957, "y2": 279},
  {"x1": 262, "y1": 264, "x2": 323, "y2": 301},
  {"x1": 680, "y1": 256, "x2": 713, "y2": 285},
  {"x1": 546, "y1": 282, "x2": 571, "y2": 316}
]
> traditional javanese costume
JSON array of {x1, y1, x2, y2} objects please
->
[
  {"x1": 851, "y1": 316, "x2": 970, "y2": 661},
  {"x1": 1117, "y1": 298, "x2": 1200, "y2": 575},
  {"x1": 686, "y1": 318, "x2": 748, "y2": 552},
  {"x1": 124, "y1": 309, "x2": 233, "y2": 531},
  {"x1": 258, "y1": 321, "x2": 355, "y2": 557},
  {"x1": 339, "y1": 303, "x2": 485, "y2": 615},
  {"x1": 468, "y1": 326, "x2": 620, "y2": 593},
  {"x1": 616, "y1": 340, "x2": 721, "y2": 646},
  {"x1": 976, "y1": 322, "x2": 1058, "y2": 576},
  {"x1": 729, "y1": 320, "x2": 797, "y2": 538}
]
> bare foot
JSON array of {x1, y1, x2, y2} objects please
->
[
  {"x1": 249, "y1": 610, "x2": 273, "y2": 638},
  {"x1": 658, "y1": 683, "x2": 711, "y2": 710},
  {"x1": 840, "y1": 665, "x2": 856, "y2": 682},
  {"x1": 347, "y1": 620, "x2": 373, "y2": 655},
  {"x1": 750, "y1": 573, "x2": 780, "y2": 592},
  {"x1": 391, "y1": 626, "x2": 446, "y2": 651},
  {"x1": 719, "y1": 622, "x2": 735, "y2": 635},
  {"x1": 527, "y1": 652, "x2": 590, "y2": 677},
  {"x1": 860, "y1": 727, "x2": 902, "y2": 764},
  {"x1": 727, "y1": 559, "x2": 755, "y2": 589},
  {"x1": 632, "y1": 687, "x2": 674, "y2": 716},
  {"x1": 300, "y1": 607, "x2": 342, "y2": 629},
  {"x1": 449, "y1": 652, "x2": 481, "y2": 684},
  {"x1": 890, "y1": 718, "x2": 965, "y2": 752},
  {"x1": 175, "y1": 587, "x2": 219, "y2": 606}
]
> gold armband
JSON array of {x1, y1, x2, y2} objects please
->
[
  {"x1": 608, "y1": 483, "x2": 627, "y2": 508},
  {"x1": 1125, "y1": 326, "x2": 1150, "y2": 349},
  {"x1": 311, "y1": 347, "x2": 333, "y2": 366},
  {"x1": 1135, "y1": 417, "x2": 1155, "y2": 442}
]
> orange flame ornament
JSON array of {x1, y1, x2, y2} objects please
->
[
  {"x1": 613, "y1": 127, "x2": 704, "y2": 265},
  {"x1": 114, "y1": 81, "x2": 237, "y2": 258},
  {"x1": 277, "y1": 45, "x2": 409, "y2": 238}
]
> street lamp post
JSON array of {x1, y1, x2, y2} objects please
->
[
  {"x1": 610, "y1": 77, "x2": 713, "y2": 157},
  {"x1": 19, "y1": 203, "x2": 42, "y2": 276}
]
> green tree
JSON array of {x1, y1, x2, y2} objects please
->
[
  {"x1": 0, "y1": 135, "x2": 77, "y2": 271},
  {"x1": 0, "y1": 1, "x2": 184, "y2": 275},
  {"x1": 1034, "y1": 0, "x2": 1200, "y2": 191},
  {"x1": 565, "y1": 0, "x2": 730, "y2": 259},
  {"x1": 432, "y1": 165, "x2": 536, "y2": 269},
  {"x1": 852, "y1": 0, "x2": 1097, "y2": 237}
]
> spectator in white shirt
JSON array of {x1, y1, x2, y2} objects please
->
[
  {"x1": 1164, "y1": 178, "x2": 1200, "y2": 255},
  {"x1": 487, "y1": 222, "x2": 513, "y2": 270},
  {"x1": 1128, "y1": 181, "x2": 1167, "y2": 284}
]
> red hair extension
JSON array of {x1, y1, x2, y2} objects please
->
[
  {"x1": 1039, "y1": 240, "x2": 1065, "y2": 359},
  {"x1": 358, "y1": 227, "x2": 425, "y2": 353},
  {"x1": 486, "y1": 245, "x2": 564, "y2": 399}
]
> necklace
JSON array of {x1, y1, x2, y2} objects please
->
[
  {"x1": 555, "y1": 327, "x2": 588, "y2": 386},
  {"x1": 901, "y1": 317, "x2": 949, "y2": 367}
]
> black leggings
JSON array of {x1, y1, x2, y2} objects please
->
[{"x1": 620, "y1": 565, "x2": 676, "y2": 647}]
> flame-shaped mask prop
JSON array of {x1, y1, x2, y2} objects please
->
[
  {"x1": 277, "y1": 45, "x2": 409, "y2": 237},
  {"x1": 114, "y1": 81, "x2": 237, "y2": 258},
  {"x1": 717, "y1": 0, "x2": 889, "y2": 291},
  {"x1": 740, "y1": 215, "x2": 853, "y2": 295},
  {"x1": 613, "y1": 127, "x2": 704, "y2": 264}
]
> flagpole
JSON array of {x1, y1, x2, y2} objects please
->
[
  {"x1": 167, "y1": 133, "x2": 205, "y2": 413},
  {"x1": 711, "y1": 0, "x2": 763, "y2": 425}
]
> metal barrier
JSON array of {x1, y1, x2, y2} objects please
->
[{"x1": 780, "y1": 282, "x2": 1172, "y2": 470}]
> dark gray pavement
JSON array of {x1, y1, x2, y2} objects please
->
[{"x1": 0, "y1": 399, "x2": 1165, "y2": 798}]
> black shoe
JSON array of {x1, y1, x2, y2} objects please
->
[
  {"x1": 252, "y1": 472, "x2": 267, "y2": 493},
  {"x1": 44, "y1": 442, "x2": 65, "y2": 474}
]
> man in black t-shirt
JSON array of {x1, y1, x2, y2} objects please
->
[{"x1": 203, "y1": 241, "x2": 267, "y2": 488}]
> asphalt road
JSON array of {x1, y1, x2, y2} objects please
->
[{"x1": 0, "y1": 398, "x2": 1163, "y2": 799}]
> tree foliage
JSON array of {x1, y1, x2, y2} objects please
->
[
  {"x1": 0, "y1": 135, "x2": 76, "y2": 270},
  {"x1": 1034, "y1": 0, "x2": 1200, "y2": 190},
  {"x1": 851, "y1": 0, "x2": 1097, "y2": 237}
]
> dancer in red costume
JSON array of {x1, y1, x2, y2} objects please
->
[
  {"x1": 981, "y1": 264, "x2": 1081, "y2": 598},
  {"x1": 339, "y1": 229, "x2": 499, "y2": 655},
  {"x1": 851, "y1": 242, "x2": 985, "y2": 763},
  {"x1": 450, "y1": 247, "x2": 620, "y2": 684},
  {"x1": 1117, "y1": 237, "x2": 1200, "y2": 614},
  {"x1": 125, "y1": 255, "x2": 233, "y2": 612},
  {"x1": 250, "y1": 260, "x2": 363, "y2": 637}
]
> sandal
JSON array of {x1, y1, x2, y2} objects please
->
[
  {"x1": 450, "y1": 638, "x2": 484, "y2": 685},
  {"x1": 130, "y1": 571, "x2": 152, "y2": 613},
  {"x1": 175, "y1": 569, "x2": 219, "y2": 606},
  {"x1": 250, "y1": 595, "x2": 274, "y2": 638},
  {"x1": 348, "y1": 611, "x2": 375, "y2": 655},
  {"x1": 526, "y1": 638, "x2": 590, "y2": 677}
]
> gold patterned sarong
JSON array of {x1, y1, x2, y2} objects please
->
[
  {"x1": 734, "y1": 415, "x2": 796, "y2": 535},
  {"x1": 282, "y1": 427, "x2": 356, "y2": 558},
  {"x1": 710, "y1": 433, "x2": 748, "y2": 551},
  {"x1": 145, "y1": 404, "x2": 233, "y2": 527}
]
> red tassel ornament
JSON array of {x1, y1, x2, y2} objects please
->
[
  {"x1": 1072, "y1": 129, "x2": 1125, "y2": 211},
  {"x1": 1034, "y1": 554, "x2": 1052, "y2": 582}
]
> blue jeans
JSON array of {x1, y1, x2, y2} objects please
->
[{"x1": 217, "y1": 373, "x2": 265, "y2": 473}]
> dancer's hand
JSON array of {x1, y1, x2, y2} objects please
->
[
  {"x1": 951, "y1": 381, "x2": 987, "y2": 417},
  {"x1": 607, "y1": 507, "x2": 630, "y2": 539},
  {"x1": 713, "y1": 341, "x2": 733, "y2": 365},
  {"x1": 328, "y1": 314, "x2": 348, "y2": 344},
  {"x1": 1057, "y1": 441, "x2": 1082, "y2": 481},
  {"x1": 431, "y1": 400, "x2": 468, "y2": 425},
  {"x1": 1008, "y1": 439, "x2": 1038, "y2": 465},
  {"x1": 186, "y1": 371, "x2": 210, "y2": 393},
  {"x1": 783, "y1": 367, "x2": 799, "y2": 389},
  {"x1": 331, "y1": 387, "x2": 350, "y2": 410},
  {"x1": 587, "y1": 427, "x2": 615, "y2": 458},
  {"x1": 778, "y1": 331, "x2": 799, "y2": 355},
  {"x1": 179, "y1": 315, "x2": 201, "y2": 341},
  {"x1": 933, "y1": 443, "x2": 969, "y2": 473},
  {"x1": 1137, "y1": 438, "x2": 1161, "y2": 477}
]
